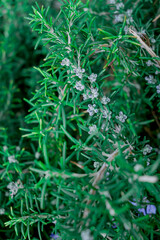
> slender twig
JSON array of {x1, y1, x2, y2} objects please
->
[{"x1": 129, "y1": 27, "x2": 160, "y2": 67}]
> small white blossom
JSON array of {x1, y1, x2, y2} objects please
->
[
  {"x1": 61, "y1": 58, "x2": 70, "y2": 66},
  {"x1": 126, "y1": 9, "x2": 133, "y2": 17},
  {"x1": 88, "y1": 125, "x2": 98, "y2": 135},
  {"x1": 16, "y1": 146, "x2": 20, "y2": 151},
  {"x1": 35, "y1": 152, "x2": 40, "y2": 159},
  {"x1": 145, "y1": 75, "x2": 156, "y2": 84},
  {"x1": 116, "y1": 3, "x2": 124, "y2": 10},
  {"x1": 73, "y1": 66, "x2": 85, "y2": 79},
  {"x1": 102, "y1": 109, "x2": 112, "y2": 120},
  {"x1": 155, "y1": 70, "x2": 159, "y2": 75},
  {"x1": 101, "y1": 96, "x2": 110, "y2": 105},
  {"x1": 8, "y1": 155, "x2": 18, "y2": 163},
  {"x1": 151, "y1": 38, "x2": 156, "y2": 44},
  {"x1": 143, "y1": 144, "x2": 152, "y2": 155},
  {"x1": 126, "y1": 17, "x2": 134, "y2": 24},
  {"x1": 115, "y1": 14, "x2": 124, "y2": 23},
  {"x1": 146, "y1": 60, "x2": 153, "y2": 66},
  {"x1": 83, "y1": 89, "x2": 90, "y2": 100},
  {"x1": 147, "y1": 158, "x2": 150, "y2": 166},
  {"x1": 156, "y1": 84, "x2": 160, "y2": 94},
  {"x1": 0, "y1": 208, "x2": 5, "y2": 215},
  {"x1": 81, "y1": 229, "x2": 93, "y2": 240},
  {"x1": 7, "y1": 180, "x2": 24, "y2": 198},
  {"x1": 45, "y1": 170, "x2": 50, "y2": 179},
  {"x1": 90, "y1": 87, "x2": 99, "y2": 99},
  {"x1": 75, "y1": 81, "x2": 84, "y2": 91},
  {"x1": 3, "y1": 146, "x2": 8, "y2": 151},
  {"x1": 87, "y1": 104, "x2": 98, "y2": 116},
  {"x1": 94, "y1": 161, "x2": 100, "y2": 168},
  {"x1": 88, "y1": 73, "x2": 97, "y2": 83},
  {"x1": 116, "y1": 111, "x2": 127, "y2": 123}
]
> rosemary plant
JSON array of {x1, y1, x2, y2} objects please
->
[{"x1": 0, "y1": 0, "x2": 160, "y2": 239}]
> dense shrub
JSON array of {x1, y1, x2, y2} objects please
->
[{"x1": 0, "y1": 0, "x2": 160, "y2": 239}]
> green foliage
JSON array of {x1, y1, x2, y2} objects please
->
[{"x1": 0, "y1": 0, "x2": 160, "y2": 239}]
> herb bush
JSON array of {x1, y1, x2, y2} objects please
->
[{"x1": 0, "y1": 0, "x2": 160, "y2": 239}]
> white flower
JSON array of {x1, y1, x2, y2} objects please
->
[
  {"x1": 0, "y1": 208, "x2": 5, "y2": 215},
  {"x1": 115, "y1": 14, "x2": 124, "y2": 23},
  {"x1": 90, "y1": 87, "x2": 99, "y2": 99},
  {"x1": 116, "y1": 3, "x2": 124, "y2": 10},
  {"x1": 88, "y1": 73, "x2": 97, "y2": 83},
  {"x1": 147, "y1": 158, "x2": 150, "y2": 166},
  {"x1": 8, "y1": 155, "x2": 18, "y2": 163},
  {"x1": 3, "y1": 146, "x2": 8, "y2": 151},
  {"x1": 88, "y1": 125, "x2": 98, "y2": 135},
  {"x1": 102, "y1": 109, "x2": 112, "y2": 120},
  {"x1": 83, "y1": 90, "x2": 90, "y2": 100},
  {"x1": 156, "y1": 84, "x2": 160, "y2": 94},
  {"x1": 146, "y1": 60, "x2": 153, "y2": 66},
  {"x1": 35, "y1": 152, "x2": 40, "y2": 159},
  {"x1": 94, "y1": 162, "x2": 100, "y2": 168},
  {"x1": 75, "y1": 81, "x2": 84, "y2": 91},
  {"x1": 7, "y1": 180, "x2": 24, "y2": 198},
  {"x1": 73, "y1": 66, "x2": 85, "y2": 79},
  {"x1": 145, "y1": 75, "x2": 156, "y2": 84},
  {"x1": 16, "y1": 146, "x2": 20, "y2": 151},
  {"x1": 116, "y1": 111, "x2": 127, "y2": 123},
  {"x1": 61, "y1": 58, "x2": 70, "y2": 66},
  {"x1": 81, "y1": 229, "x2": 93, "y2": 240},
  {"x1": 143, "y1": 144, "x2": 152, "y2": 155},
  {"x1": 87, "y1": 104, "x2": 98, "y2": 116},
  {"x1": 151, "y1": 38, "x2": 156, "y2": 44},
  {"x1": 126, "y1": 9, "x2": 133, "y2": 17},
  {"x1": 155, "y1": 70, "x2": 159, "y2": 75},
  {"x1": 101, "y1": 96, "x2": 110, "y2": 105}
]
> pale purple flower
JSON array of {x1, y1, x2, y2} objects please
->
[
  {"x1": 75, "y1": 81, "x2": 84, "y2": 91},
  {"x1": 83, "y1": 90, "x2": 90, "y2": 100},
  {"x1": 116, "y1": 3, "x2": 124, "y2": 10},
  {"x1": 88, "y1": 125, "x2": 98, "y2": 135},
  {"x1": 50, "y1": 233, "x2": 60, "y2": 240},
  {"x1": 146, "y1": 60, "x2": 153, "y2": 66},
  {"x1": 146, "y1": 205, "x2": 156, "y2": 215},
  {"x1": 90, "y1": 87, "x2": 99, "y2": 99},
  {"x1": 138, "y1": 208, "x2": 146, "y2": 215},
  {"x1": 126, "y1": 9, "x2": 133, "y2": 17},
  {"x1": 102, "y1": 109, "x2": 112, "y2": 120},
  {"x1": 101, "y1": 96, "x2": 110, "y2": 105},
  {"x1": 156, "y1": 84, "x2": 160, "y2": 94},
  {"x1": 88, "y1": 73, "x2": 97, "y2": 83},
  {"x1": 145, "y1": 75, "x2": 156, "y2": 84},
  {"x1": 87, "y1": 104, "x2": 98, "y2": 116},
  {"x1": 114, "y1": 14, "x2": 124, "y2": 23},
  {"x1": 151, "y1": 38, "x2": 156, "y2": 44},
  {"x1": 116, "y1": 111, "x2": 127, "y2": 123},
  {"x1": 81, "y1": 229, "x2": 93, "y2": 240},
  {"x1": 61, "y1": 58, "x2": 70, "y2": 66},
  {"x1": 8, "y1": 155, "x2": 18, "y2": 163},
  {"x1": 143, "y1": 144, "x2": 152, "y2": 155},
  {"x1": 73, "y1": 66, "x2": 85, "y2": 79}
]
